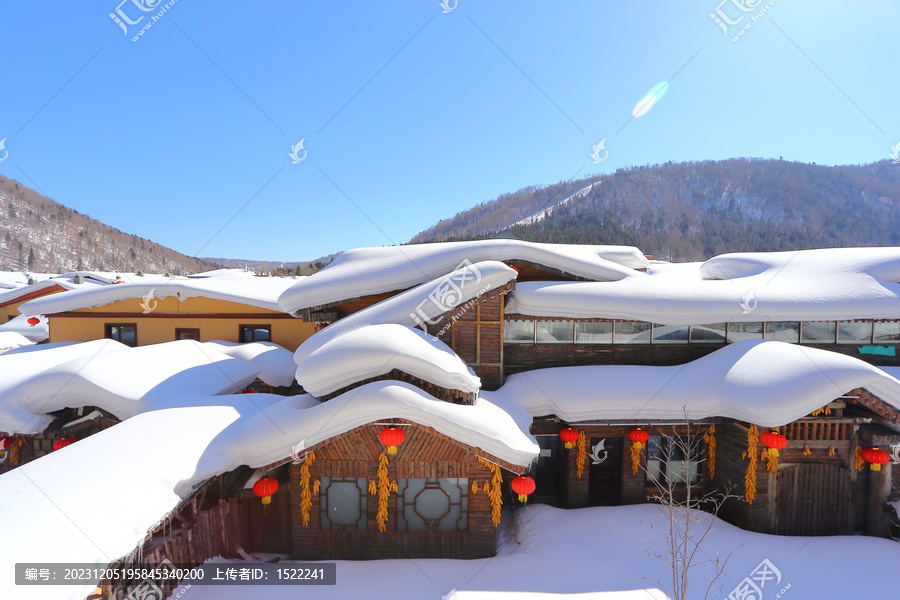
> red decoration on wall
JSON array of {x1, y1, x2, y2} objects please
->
[
  {"x1": 27, "y1": 317, "x2": 40, "y2": 327},
  {"x1": 52, "y1": 438, "x2": 76, "y2": 451},
  {"x1": 760, "y1": 431, "x2": 788, "y2": 456},
  {"x1": 628, "y1": 428, "x2": 650, "y2": 444},
  {"x1": 253, "y1": 476, "x2": 279, "y2": 504},
  {"x1": 242, "y1": 388, "x2": 257, "y2": 394},
  {"x1": 861, "y1": 447, "x2": 890, "y2": 472},
  {"x1": 558, "y1": 428, "x2": 579, "y2": 449},
  {"x1": 379, "y1": 427, "x2": 405, "y2": 455},
  {"x1": 511, "y1": 475, "x2": 536, "y2": 503}
]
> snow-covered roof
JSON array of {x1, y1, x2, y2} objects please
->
[
  {"x1": 486, "y1": 340, "x2": 900, "y2": 427},
  {"x1": 19, "y1": 271, "x2": 302, "y2": 315},
  {"x1": 506, "y1": 247, "x2": 900, "y2": 324},
  {"x1": 0, "y1": 314, "x2": 49, "y2": 343},
  {"x1": 0, "y1": 331, "x2": 34, "y2": 354},
  {"x1": 278, "y1": 240, "x2": 647, "y2": 314},
  {"x1": 293, "y1": 261, "x2": 516, "y2": 396},
  {"x1": 0, "y1": 339, "x2": 289, "y2": 434}
]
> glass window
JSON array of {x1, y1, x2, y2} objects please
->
[
  {"x1": 646, "y1": 436, "x2": 701, "y2": 485},
  {"x1": 105, "y1": 324, "x2": 137, "y2": 347},
  {"x1": 535, "y1": 321, "x2": 574, "y2": 344},
  {"x1": 575, "y1": 321, "x2": 613, "y2": 344},
  {"x1": 800, "y1": 322, "x2": 836, "y2": 344},
  {"x1": 838, "y1": 322, "x2": 873, "y2": 344},
  {"x1": 765, "y1": 322, "x2": 800, "y2": 343},
  {"x1": 396, "y1": 478, "x2": 468, "y2": 531},
  {"x1": 320, "y1": 477, "x2": 367, "y2": 531},
  {"x1": 727, "y1": 322, "x2": 763, "y2": 343},
  {"x1": 874, "y1": 322, "x2": 900, "y2": 344},
  {"x1": 503, "y1": 320, "x2": 535, "y2": 344},
  {"x1": 615, "y1": 321, "x2": 651, "y2": 344},
  {"x1": 689, "y1": 323, "x2": 727, "y2": 343},
  {"x1": 652, "y1": 324, "x2": 690, "y2": 344},
  {"x1": 239, "y1": 325, "x2": 271, "y2": 343}
]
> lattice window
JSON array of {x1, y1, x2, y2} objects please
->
[
  {"x1": 396, "y1": 478, "x2": 468, "y2": 531},
  {"x1": 319, "y1": 477, "x2": 367, "y2": 531}
]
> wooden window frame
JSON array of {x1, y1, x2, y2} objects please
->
[
  {"x1": 105, "y1": 323, "x2": 137, "y2": 347},
  {"x1": 175, "y1": 328, "x2": 201, "y2": 341},
  {"x1": 238, "y1": 324, "x2": 271, "y2": 343}
]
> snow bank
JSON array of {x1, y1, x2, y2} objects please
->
[
  {"x1": 278, "y1": 240, "x2": 646, "y2": 313},
  {"x1": 0, "y1": 340, "x2": 259, "y2": 434},
  {"x1": 201, "y1": 340, "x2": 296, "y2": 387},
  {"x1": 486, "y1": 340, "x2": 900, "y2": 426},
  {"x1": 292, "y1": 261, "x2": 515, "y2": 394},
  {"x1": 296, "y1": 324, "x2": 481, "y2": 397},
  {"x1": 0, "y1": 313, "x2": 49, "y2": 342},
  {"x1": 19, "y1": 271, "x2": 300, "y2": 315},
  {"x1": 506, "y1": 247, "x2": 900, "y2": 323},
  {"x1": 0, "y1": 331, "x2": 34, "y2": 353}
]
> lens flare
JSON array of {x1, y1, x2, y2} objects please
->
[{"x1": 632, "y1": 81, "x2": 669, "y2": 118}]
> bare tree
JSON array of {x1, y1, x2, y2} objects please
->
[{"x1": 641, "y1": 418, "x2": 742, "y2": 600}]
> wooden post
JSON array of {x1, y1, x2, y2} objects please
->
[{"x1": 866, "y1": 462, "x2": 892, "y2": 537}]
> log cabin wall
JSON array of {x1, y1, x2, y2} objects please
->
[{"x1": 291, "y1": 421, "x2": 512, "y2": 561}]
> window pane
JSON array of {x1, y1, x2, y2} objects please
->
[
  {"x1": 690, "y1": 323, "x2": 727, "y2": 343},
  {"x1": 320, "y1": 477, "x2": 366, "y2": 530},
  {"x1": 575, "y1": 321, "x2": 613, "y2": 344},
  {"x1": 397, "y1": 478, "x2": 468, "y2": 531},
  {"x1": 800, "y1": 322, "x2": 836, "y2": 344},
  {"x1": 838, "y1": 322, "x2": 872, "y2": 344},
  {"x1": 765, "y1": 322, "x2": 800, "y2": 343},
  {"x1": 646, "y1": 436, "x2": 663, "y2": 482},
  {"x1": 667, "y1": 461, "x2": 701, "y2": 485},
  {"x1": 536, "y1": 321, "x2": 574, "y2": 344},
  {"x1": 253, "y1": 328, "x2": 270, "y2": 342},
  {"x1": 652, "y1": 324, "x2": 690, "y2": 344},
  {"x1": 874, "y1": 322, "x2": 900, "y2": 343},
  {"x1": 504, "y1": 321, "x2": 535, "y2": 344},
  {"x1": 727, "y1": 322, "x2": 763, "y2": 343},
  {"x1": 615, "y1": 321, "x2": 651, "y2": 344}
]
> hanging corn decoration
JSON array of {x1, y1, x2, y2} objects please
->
[
  {"x1": 9, "y1": 438, "x2": 26, "y2": 466},
  {"x1": 576, "y1": 432, "x2": 587, "y2": 479},
  {"x1": 471, "y1": 480, "x2": 478, "y2": 495},
  {"x1": 744, "y1": 425, "x2": 759, "y2": 504},
  {"x1": 312, "y1": 478, "x2": 320, "y2": 494},
  {"x1": 483, "y1": 481, "x2": 490, "y2": 494},
  {"x1": 703, "y1": 425, "x2": 717, "y2": 479},
  {"x1": 802, "y1": 445, "x2": 812, "y2": 456},
  {"x1": 828, "y1": 445, "x2": 836, "y2": 457},
  {"x1": 854, "y1": 446, "x2": 864, "y2": 471},
  {"x1": 368, "y1": 480, "x2": 377, "y2": 495},
  {"x1": 809, "y1": 406, "x2": 831, "y2": 417},
  {"x1": 628, "y1": 428, "x2": 649, "y2": 476},
  {"x1": 376, "y1": 452, "x2": 393, "y2": 532},
  {"x1": 299, "y1": 451, "x2": 316, "y2": 527},
  {"x1": 478, "y1": 457, "x2": 503, "y2": 527}
]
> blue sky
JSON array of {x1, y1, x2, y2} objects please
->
[{"x1": 1, "y1": 1, "x2": 898, "y2": 261}]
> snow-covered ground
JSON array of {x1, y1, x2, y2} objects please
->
[{"x1": 178, "y1": 504, "x2": 900, "y2": 600}]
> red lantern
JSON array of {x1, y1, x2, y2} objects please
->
[
  {"x1": 253, "y1": 476, "x2": 279, "y2": 504},
  {"x1": 242, "y1": 388, "x2": 257, "y2": 394},
  {"x1": 52, "y1": 437, "x2": 76, "y2": 451},
  {"x1": 861, "y1": 447, "x2": 890, "y2": 472},
  {"x1": 628, "y1": 428, "x2": 650, "y2": 444},
  {"x1": 760, "y1": 431, "x2": 788, "y2": 457},
  {"x1": 559, "y1": 428, "x2": 579, "y2": 449},
  {"x1": 0, "y1": 437, "x2": 12, "y2": 450},
  {"x1": 26, "y1": 317, "x2": 40, "y2": 327},
  {"x1": 379, "y1": 427, "x2": 405, "y2": 455},
  {"x1": 511, "y1": 475, "x2": 536, "y2": 503}
]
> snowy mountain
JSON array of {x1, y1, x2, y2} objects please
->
[
  {"x1": 412, "y1": 158, "x2": 900, "y2": 261},
  {"x1": 0, "y1": 176, "x2": 220, "y2": 274}
]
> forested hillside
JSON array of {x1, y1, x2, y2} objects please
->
[{"x1": 412, "y1": 159, "x2": 900, "y2": 260}]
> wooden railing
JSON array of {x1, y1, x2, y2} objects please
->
[{"x1": 782, "y1": 419, "x2": 853, "y2": 441}]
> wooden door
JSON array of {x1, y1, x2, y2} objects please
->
[
  {"x1": 777, "y1": 463, "x2": 851, "y2": 536},
  {"x1": 588, "y1": 437, "x2": 623, "y2": 506}
]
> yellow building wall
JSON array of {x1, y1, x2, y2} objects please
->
[{"x1": 48, "y1": 296, "x2": 315, "y2": 352}]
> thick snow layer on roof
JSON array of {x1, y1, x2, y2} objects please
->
[
  {"x1": 0, "y1": 313, "x2": 49, "y2": 342},
  {"x1": 292, "y1": 261, "x2": 514, "y2": 394},
  {"x1": 296, "y1": 324, "x2": 480, "y2": 396},
  {"x1": 506, "y1": 247, "x2": 900, "y2": 323},
  {"x1": 486, "y1": 340, "x2": 900, "y2": 427},
  {"x1": 187, "y1": 381, "x2": 539, "y2": 492},
  {"x1": 278, "y1": 240, "x2": 646, "y2": 313},
  {"x1": 19, "y1": 271, "x2": 301, "y2": 315},
  {"x1": 201, "y1": 340, "x2": 297, "y2": 387},
  {"x1": 0, "y1": 340, "x2": 260, "y2": 434},
  {"x1": 0, "y1": 331, "x2": 34, "y2": 353}
]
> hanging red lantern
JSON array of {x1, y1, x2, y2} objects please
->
[
  {"x1": 511, "y1": 475, "x2": 536, "y2": 503},
  {"x1": 760, "y1": 431, "x2": 788, "y2": 457},
  {"x1": 242, "y1": 388, "x2": 257, "y2": 394},
  {"x1": 52, "y1": 437, "x2": 76, "y2": 451},
  {"x1": 861, "y1": 447, "x2": 890, "y2": 472},
  {"x1": 253, "y1": 476, "x2": 279, "y2": 504},
  {"x1": 628, "y1": 427, "x2": 650, "y2": 444},
  {"x1": 379, "y1": 427, "x2": 405, "y2": 455},
  {"x1": 559, "y1": 428, "x2": 579, "y2": 449},
  {"x1": 26, "y1": 317, "x2": 40, "y2": 327}
]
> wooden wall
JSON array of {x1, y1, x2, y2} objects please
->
[{"x1": 291, "y1": 421, "x2": 511, "y2": 560}]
